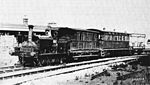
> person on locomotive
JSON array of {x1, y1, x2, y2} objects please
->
[{"x1": 45, "y1": 28, "x2": 52, "y2": 37}]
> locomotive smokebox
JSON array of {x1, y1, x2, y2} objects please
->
[{"x1": 28, "y1": 25, "x2": 34, "y2": 42}]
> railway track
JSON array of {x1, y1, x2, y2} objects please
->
[
  {"x1": 0, "y1": 65, "x2": 21, "y2": 69},
  {"x1": 0, "y1": 65, "x2": 34, "y2": 74},
  {"x1": 0, "y1": 55, "x2": 145, "y2": 85}
]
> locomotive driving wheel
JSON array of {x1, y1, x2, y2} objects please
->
[
  {"x1": 46, "y1": 57, "x2": 51, "y2": 65},
  {"x1": 33, "y1": 57, "x2": 40, "y2": 66},
  {"x1": 60, "y1": 58, "x2": 63, "y2": 64},
  {"x1": 39, "y1": 58, "x2": 47, "y2": 66}
]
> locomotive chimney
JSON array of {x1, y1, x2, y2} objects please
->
[
  {"x1": 113, "y1": 29, "x2": 116, "y2": 32},
  {"x1": 103, "y1": 28, "x2": 106, "y2": 30},
  {"x1": 23, "y1": 15, "x2": 28, "y2": 26},
  {"x1": 28, "y1": 25, "x2": 34, "y2": 42}
]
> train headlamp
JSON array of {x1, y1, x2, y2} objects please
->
[{"x1": 30, "y1": 52, "x2": 36, "y2": 56}]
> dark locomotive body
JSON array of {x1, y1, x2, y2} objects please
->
[{"x1": 15, "y1": 25, "x2": 144, "y2": 66}]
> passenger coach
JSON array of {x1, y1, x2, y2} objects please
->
[{"x1": 88, "y1": 29, "x2": 132, "y2": 57}]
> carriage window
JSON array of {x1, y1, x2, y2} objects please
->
[
  {"x1": 98, "y1": 34, "x2": 101, "y2": 39},
  {"x1": 89, "y1": 42, "x2": 92, "y2": 48},
  {"x1": 86, "y1": 33, "x2": 89, "y2": 41},
  {"x1": 123, "y1": 36, "x2": 125, "y2": 41},
  {"x1": 83, "y1": 32, "x2": 86, "y2": 41},
  {"x1": 85, "y1": 33, "x2": 88, "y2": 41},
  {"x1": 122, "y1": 36, "x2": 125, "y2": 41},
  {"x1": 89, "y1": 33, "x2": 93, "y2": 41},
  {"x1": 87, "y1": 33, "x2": 92, "y2": 41},
  {"x1": 112, "y1": 35, "x2": 114, "y2": 41},
  {"x1": 94, "y1": 34, "x2": 98, "y2": 41},
  {"x1": 104, "y1": 34, "x2": 108, "y2": 40},
  {"x1": 78, "y1": 42, "x2": 83, "y2": 49},
  {"x1": 125, "y1": 36, "x2": 129, "y2": 41},
  {"x1": 120, "y1": 36, "x2": 122, "y2": 41},
  {"x1": 119, "y1": 36, "x2": 121, "y2": 41},
  {"x1": 86, "y1": 42, "x2": 90, "y2": 48},
  {"x1": 80, "y1": 32, "x2": 83, "y2": 41},
  {"x1": 115, "y1": 36, "x2": 118, "y2": 41},
  {"x1": 109, "y1": 35, "x2": 112, "y2": 40},
  {"x1": 93, "y1": 42, "x2": 97, "y2": 48},
  {"x1": 83, "y1": 42, "x2": 86, "y2": 48},
  {"x1": 107, "y1": 35, "x2": 112, "y2": 41},
  {"x1": 71, "y1": 42, "x2": 77, "y2": 49},
  {"x1": 127, "y1": 36, "x2": 129, "y2": 41},
  {"x1": 77, "y1": 32, "x2": 80, "y2": 41},
  {"x1": 108, "y1": 35, "x2": 110, "y2": 40},
  {"x1": 117, "y1": 36, "x2": 119, "y2": 41}
]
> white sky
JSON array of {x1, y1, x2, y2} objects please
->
[{"x1": 0, "y1": 0, "x2": 150, "y2": 38}]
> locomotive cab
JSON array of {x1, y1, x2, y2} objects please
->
[{"x1": 38, "y1": 37, "x2": 55, "y2": 53}]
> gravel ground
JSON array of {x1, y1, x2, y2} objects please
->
[
  {"x1": 21, "y1": 65, "x2": 111, "y2": 85},
  {"x1": 21, "y1": 60, "x2": 150, "y2": 85}
]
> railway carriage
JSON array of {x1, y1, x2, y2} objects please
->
[
  {"x1": 60, "y1": 28, "x2": 101, "y2": 60},
  {"x1": 88, "y1": 29, "x2": 132, "y2": 57},
  {"x1": 129, "y1": 33, "x2": 146, "y2": 54}
]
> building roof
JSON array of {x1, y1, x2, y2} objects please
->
[{"x1": 0, "y1": 23, "x2": 46, "y2": 32}]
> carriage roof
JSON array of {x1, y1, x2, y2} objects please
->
[
  {"x1": 46, "y1": 27, "x2": 99, "y2": 34},
  {"x1": 88, "y1": 29, "x2": 130, "y2": 35}
]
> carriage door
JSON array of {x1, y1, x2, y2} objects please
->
[{"x1": 58, "y1": 39, "x2": 68, "y2": 53}]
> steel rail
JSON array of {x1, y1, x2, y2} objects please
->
[{"x1": 15, "y1": 57, "x2": 137, "y2": 85}]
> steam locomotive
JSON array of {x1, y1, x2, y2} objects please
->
[{"x1": 14, "y1": 25, "x2": 145, "y2": 66}]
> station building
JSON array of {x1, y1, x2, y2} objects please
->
[{"x1": 0, "y1": 23, "x2": 46, "y2": 55}]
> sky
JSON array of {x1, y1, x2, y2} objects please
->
[{"x1": 0, "y1": 0, "x2": 150, "y2": 38}]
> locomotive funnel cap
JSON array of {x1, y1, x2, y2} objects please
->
[{"x1": 28, "y1": 25, "x2": 34, "y2": 28}]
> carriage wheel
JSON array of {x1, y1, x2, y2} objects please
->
[
  {"x1": 37, "y1": 59, "x2": 42, "y2": 67},
  {"x1": 46, "y1": 58, "x2": 51, "y2": 65},
  {"x1": 33, "y1": 61, "x2": 37, "y2": 67},
  {"x1": 40, "y1": 59, "x2": 46, "y2": 66},
  {"x1": 51, "y1": 59, "x2": 55, "y2": 64},
  {"x1": 60, "y1": 58, "x2": 63, "y2": 64}
]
